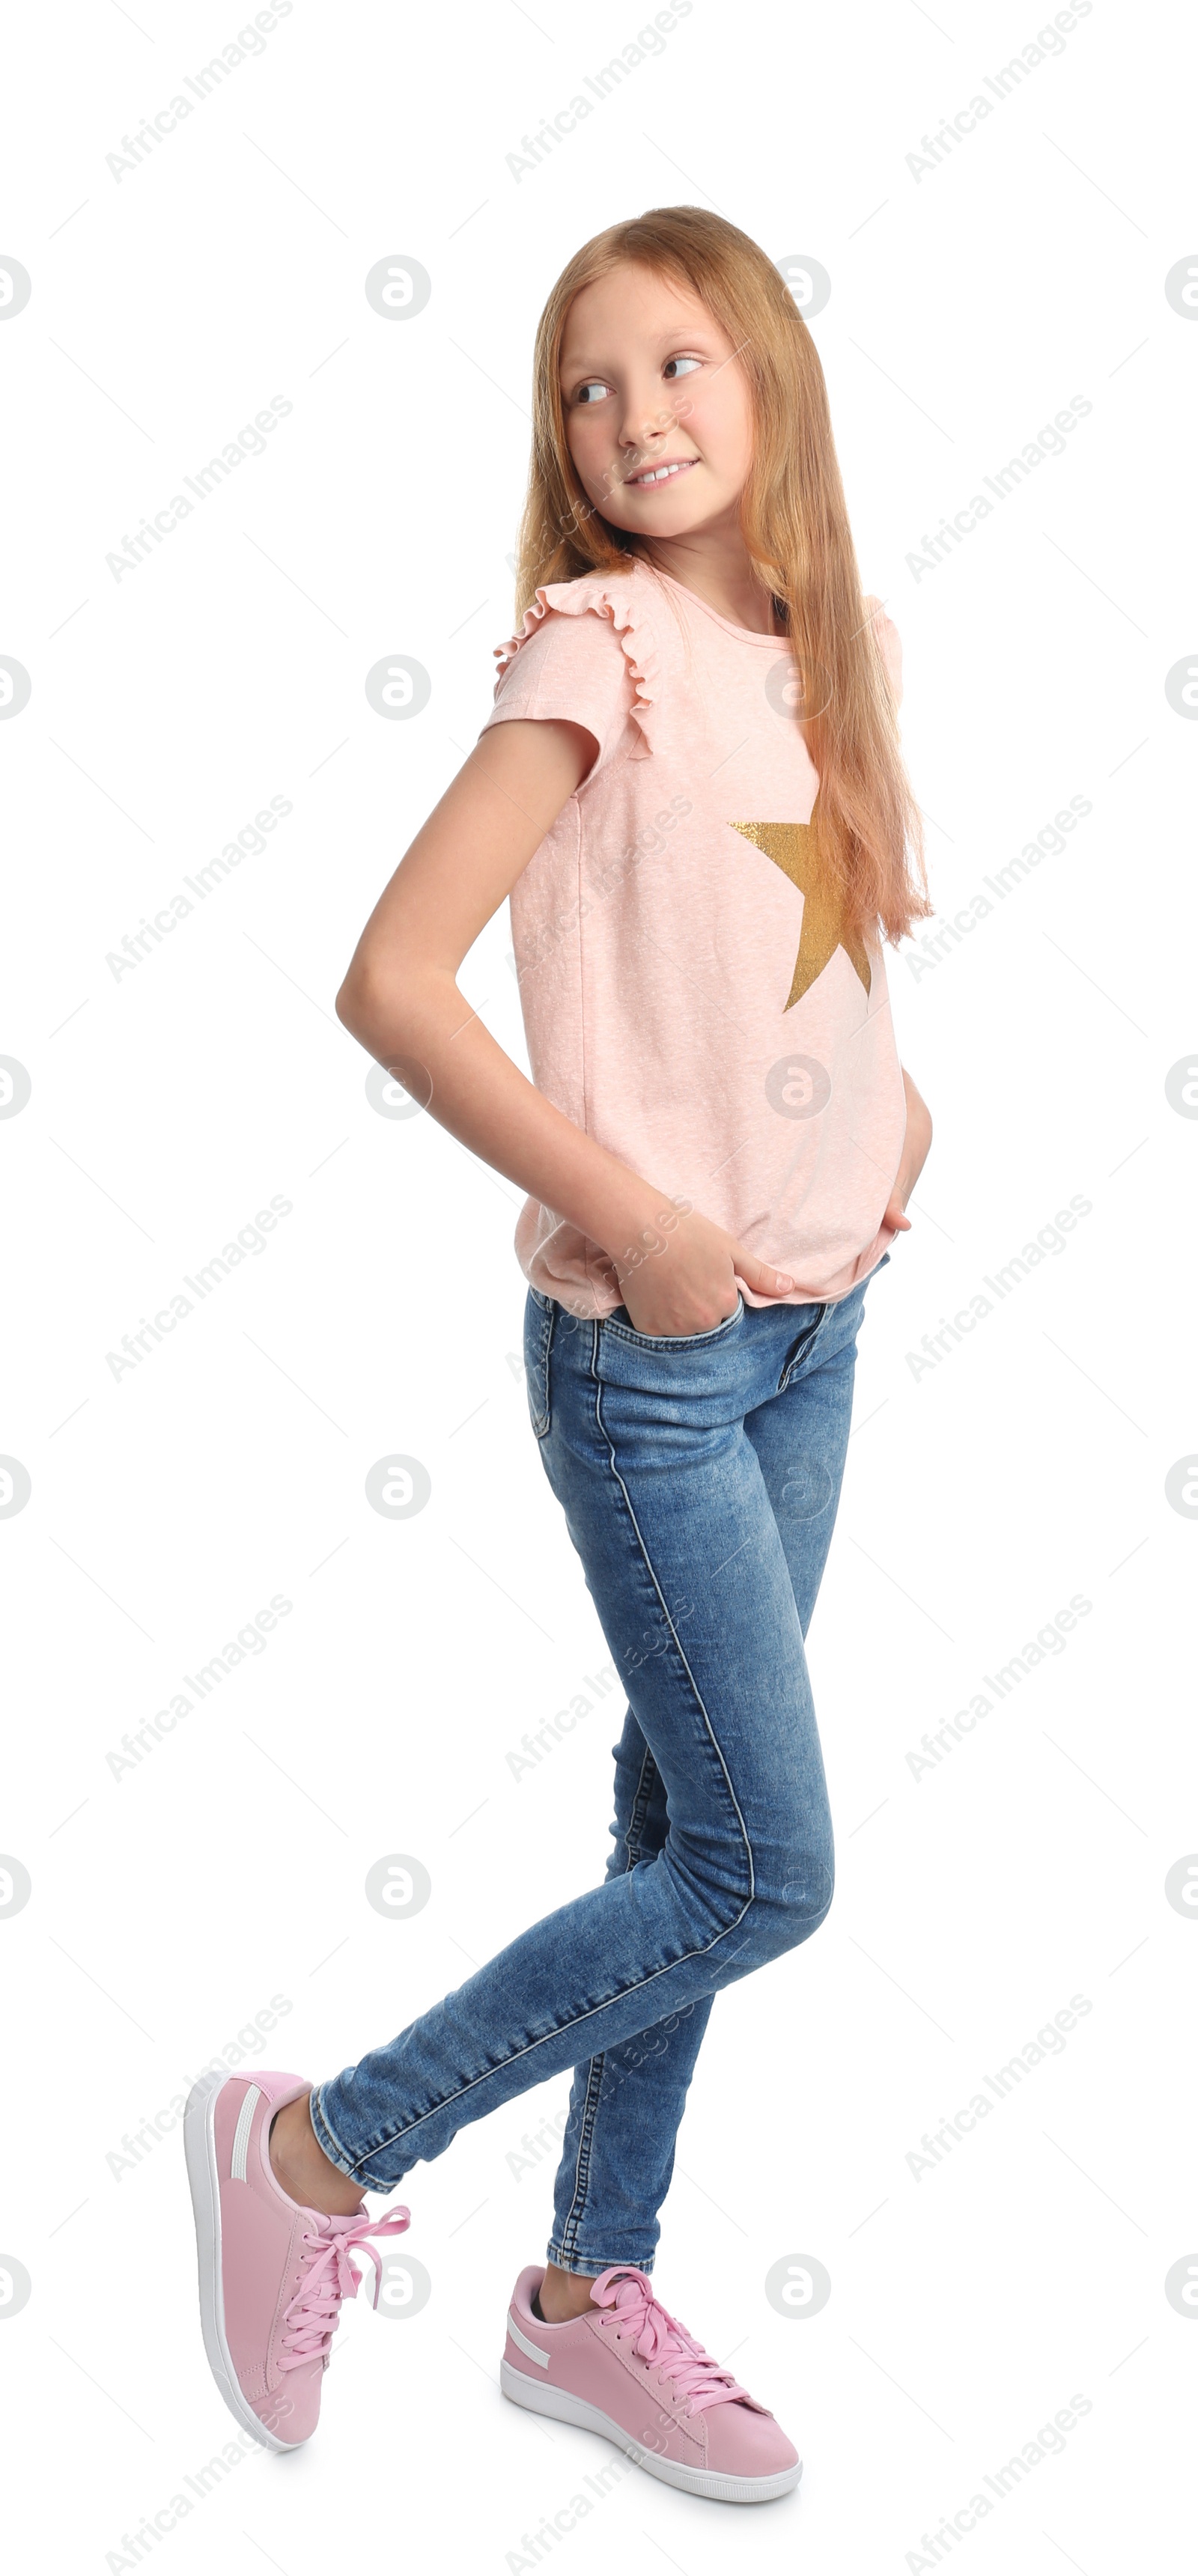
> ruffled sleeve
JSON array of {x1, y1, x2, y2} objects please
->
[{"x1": 483, "y1": 565, "x2": 660, "y2": 764}]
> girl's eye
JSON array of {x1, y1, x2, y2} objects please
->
[
  {"x1": 663, "y1": 356, "x2": 701, "y2": 380},
  {"x1": 574, "y1": 380, "x2": 610, "y2": 405}
]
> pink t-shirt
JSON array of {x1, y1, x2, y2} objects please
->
[{"x1": 480, "y1": 555, "x2": 906, "y2": 1318}]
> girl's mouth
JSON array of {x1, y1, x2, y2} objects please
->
[{"x1": 623, "y1": 457, "x2": 699, "y2": 490}]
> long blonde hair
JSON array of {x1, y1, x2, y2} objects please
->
[{"x1": 515, "y1": 204, "x2": 929, "y2": 948}]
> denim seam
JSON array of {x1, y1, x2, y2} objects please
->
[
  {"x1": 558, "y1": 1738, "x2": 658, "y2": 2256},
  {"x1": 556, "y1": 2053, "x2": 608, "y2": 2258},
  {"x1": 624, "y1": 1737, "x2": 658, "y2": 1868},
  {"x1": 323, "y1": 1374, "x2": 758, "y2": 2182}
]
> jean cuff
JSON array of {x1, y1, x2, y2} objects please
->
[
  {"x1": 308, "y1": 2085, "x2": 404, "y2": 2196},
  {"x1": 544, "y1": 2241, "x2": 654, "y2": 2278}
]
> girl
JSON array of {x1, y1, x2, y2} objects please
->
[{"x1": 186, "y1": 204, "x2": 932, "y2": 2507}]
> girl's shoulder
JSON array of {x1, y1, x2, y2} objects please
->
[{"x1": 490, "y1": 558, "x2": 667, "y2": 758}]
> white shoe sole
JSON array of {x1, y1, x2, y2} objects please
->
[
  {"x1": 183, "y1": 2070, "x2": 300, "y2": 2454},
  {"x1": 499, "y1": 2355, "x2": 802, "y2": 2503}
]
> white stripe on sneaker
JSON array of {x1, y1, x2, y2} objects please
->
[
  {"x1": 506, "y1": 2309, "x2": 550, "y2": 2368},
  {"x1": 230, "y1": 2085, "x2": 262, "y2": 2182}
]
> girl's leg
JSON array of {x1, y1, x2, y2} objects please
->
[
  {"x1": 543, "y1": 1710, "x2": 715, "y2": 2296},
  {"x1": 741, "y1": 1274, "x2": 874, "y2": 1628},
  {"x1": 299, "y1": 1290, "x2": 841, "y2": 2220},
  {"x1": 541, "y1": 1277, "x2": 872, "y2": 2294}
]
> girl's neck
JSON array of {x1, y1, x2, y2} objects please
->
[{"x1": 639, "y1": 526, "x2": 783, "y2": 636}]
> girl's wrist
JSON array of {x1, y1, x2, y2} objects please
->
[{"x1": 589, "y1": 1175, "x2": 695, "y2": 1279}]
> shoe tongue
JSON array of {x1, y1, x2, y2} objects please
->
[{"x1": 291, "y1": 2205, "x2": 361, "y2": 2244}]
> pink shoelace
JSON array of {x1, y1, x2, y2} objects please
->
[
  {"x1": 279, "y1": 2205, "x2": 412, "y2": 2371},
  {"x1": 590, "y1": 2266, "x2": 752, "y2": 2416}
]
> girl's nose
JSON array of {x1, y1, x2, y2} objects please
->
[{"x1": 618, "y1": 396, "x2": 674, "y2": 456}]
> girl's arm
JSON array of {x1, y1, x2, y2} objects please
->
[
  {"x1": 336, "y1": 719, "x2": 796, "y2": 1329},
  {"x1": 881, "y1": 1068, "x2": 933, "y2": 1235}
]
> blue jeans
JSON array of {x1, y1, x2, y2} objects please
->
[{"x1": 311, "y1": 1264, "x2": 883, "y2": 2271}]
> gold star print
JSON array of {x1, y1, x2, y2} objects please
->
[{"x1": 727, "y1": 820, "x2": 872, "y2": 1012}]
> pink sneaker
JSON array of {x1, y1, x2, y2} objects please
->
[
  {"x1": 184, "y1": 2065, "x2": 410, "y2": 2451},
  {"x1": 501, "y1": 2264, "x2": 802, "y2": 2503}
]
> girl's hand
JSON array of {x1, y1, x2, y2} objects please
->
[
  {"x1": 607, "y1": 1203, "x2": 795, "y2": 1338},
  {"x1": 881, "y1": 1068, "x2": 933, "y2": 1234}
]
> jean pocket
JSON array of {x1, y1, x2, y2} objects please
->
[
  {"x1": 523, "y1": 1288, "x2": 558, "y2": 1438},
  {"x1": 602, "y1": 1292, "x2": 744, "y2": 1352}
]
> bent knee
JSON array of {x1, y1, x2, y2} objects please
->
[
  {"x1": 666, "y1": 1827, "x2": 832, "y2": 1968},
  {"x1": 751, "y1": 1851, "x2": 835, "y2": 1960}
]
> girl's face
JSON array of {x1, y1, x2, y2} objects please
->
[{"x1": 559, "y1": 263, "x2": 755, "y2": 541}]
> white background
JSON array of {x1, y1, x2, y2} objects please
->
[{"x1": 1, "y1": 1, "x2": 1195, "y2": 2569}]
